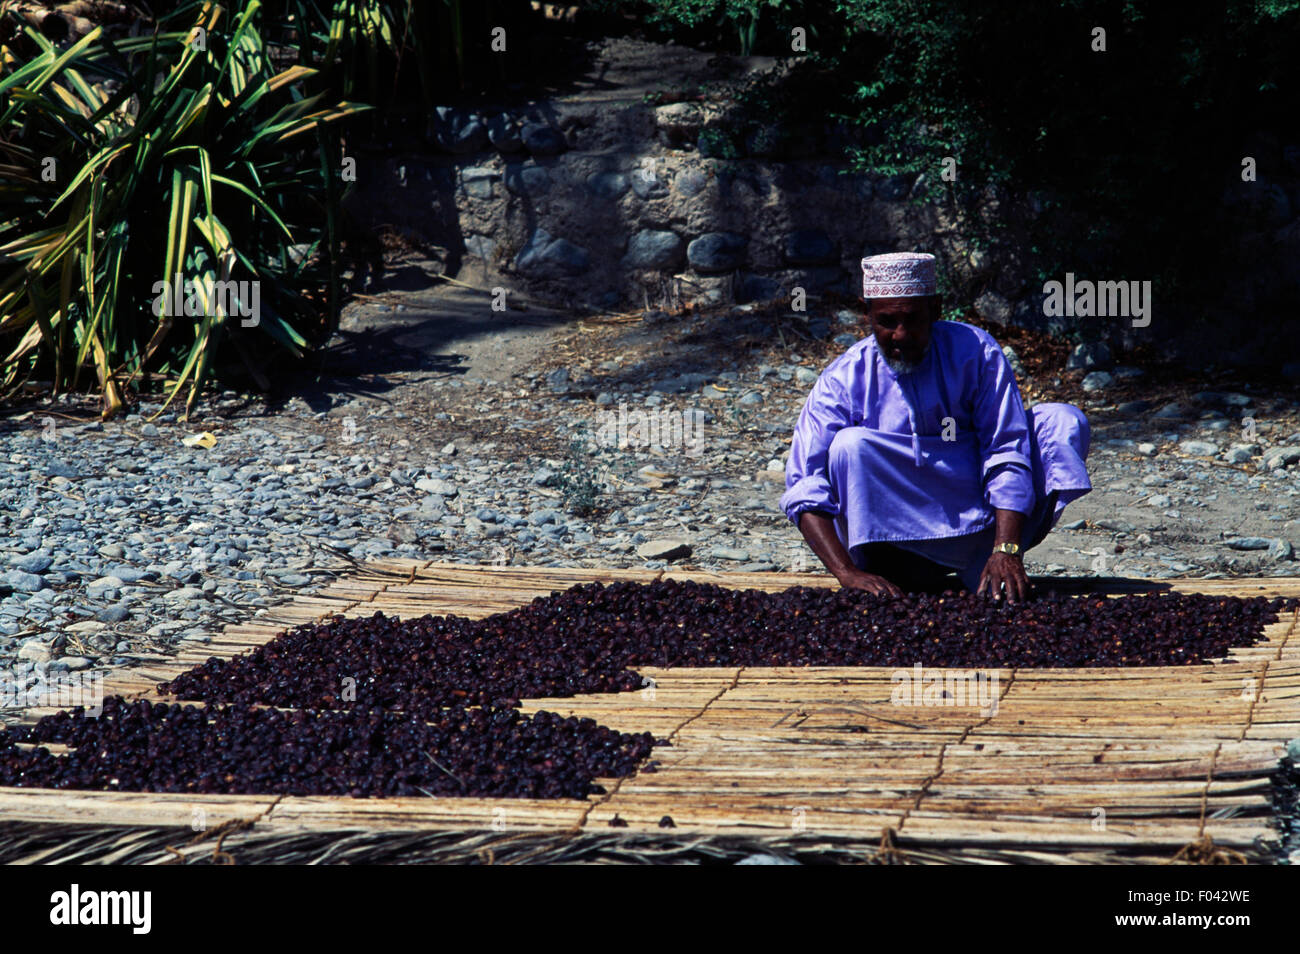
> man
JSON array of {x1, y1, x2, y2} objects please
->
[{"x1": 780, "y1": 252, "x2": 1092, "y2": 603}]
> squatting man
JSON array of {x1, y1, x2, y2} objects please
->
[{"x1": 780, "y1": 252, "x2": 1092, "y2": 603}]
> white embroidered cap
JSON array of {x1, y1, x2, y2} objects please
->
[{"x1": 861, "y1": 252, "x2": 937, "y2": 299}]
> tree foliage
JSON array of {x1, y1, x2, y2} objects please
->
[{"x1": 629, "y1": 0, "x2": 1300, "y2": 312}]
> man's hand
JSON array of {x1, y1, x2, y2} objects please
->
[
  {"x1": 977, "y1": 551, "x2": 1030, "y2": 603},
  {"x1": 836, "y1": 569, "x2": 903, "y2": 597},
  {"x1": 798, "y1": 511, "x2": 904, "y2": 597}
]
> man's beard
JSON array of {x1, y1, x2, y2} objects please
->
[{"x1": 884, "y1": 352, "x2": 923, "y2": 375}]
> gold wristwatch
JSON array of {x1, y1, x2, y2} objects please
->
[{"x1": 992, "y1": 542, "x2": 1021, "y2": 557}]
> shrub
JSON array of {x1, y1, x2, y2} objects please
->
[{"x1": 0, "y1": 2, "x2": 367, "y2": 417}]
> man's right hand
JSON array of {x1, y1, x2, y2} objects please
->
[
  {"x1": 835, "y1": 569, "x2": 903, "y2": 597},
  {"x1": 796, "y1": 511, "x2": 903, "y2": 598}
]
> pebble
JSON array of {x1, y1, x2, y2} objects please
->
[
  {"x1": 710, "y1": 547, "x2": 750, "y2": 562},
  {"x1": 1081, "y1": 371, "x2": 1113, "y2": 392},
  {"x1": 1135, "y1": 443, "x2": 1157, "y2": 457},
  {"x1": 1193, "y1": 391, "x2": 1252, "y2": 408},
  {"x1": 102, "y1": 566, "x2": 154, "y2": 584},
  {"x1": 1, "y1": 570, "x2": 47, "y2": 593},
  {"x1": 17, "y1": 639, "x2": 51, "y2": 664},
  {"x1": 635, "y1": 539, "x2": 691, "y2": 561},
  {"x1": 419, "y1": 496, "x2": 448, "y2": 516},
  {"x1": 1268, "y1": 538, "x2": 1293, "y2": 561},
  {"x1": 9, "y1": 552, "x2": 53, "y2": 574},
  {"x1": 1264, "y1": 446, "x2": 1300, "y2": 470},
  {"x1": 1179, "y1": 440, "x2": 1219, "y2": 457},
  {"x1": 415, "y1": 477, "x2": 458, "y2": 496},
  {"x1": 96, "y1": 604, "x2": 131, "y2": 624},
  {"x1": 1067, "y1": 342, "x2": 1111, "y2": 371},
  {"x1": 1095, "y1": 520, "x2": 1135, "y2": 534},
  {"x1": 86, "y1": 574, "x2": 125, "y2": 597},
  {"x1": 1224, "y1": 537, "x2": 1271, "y2": 551}
]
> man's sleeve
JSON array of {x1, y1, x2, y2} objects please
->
[
  {"x1": 780, "y1": 368, "x2": 855, "y2": 525},
  {"x1": 973, "y1": 339, "x2": 1035, "y2": 515}
]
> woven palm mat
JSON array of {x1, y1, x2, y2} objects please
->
[{"x1": 4, "y1": 562, "x2": 1300, "y2": 865}]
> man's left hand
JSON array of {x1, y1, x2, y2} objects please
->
[{"x1": 977, "y1": 551, "x2": 1030, "y2": 603}]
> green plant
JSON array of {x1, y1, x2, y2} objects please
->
[
  {"x1": 697, "y1": 125, "x2": 740, "y2": 158},
  {"x1": 0, "y1": 2, "x2": 367, "y2": 417},
  {"x1": 551, "y1": 434, "x2": 609, "y2": 516},
  {"x1": 613, "y1": 0, "x2": 820, "y2": 56}
]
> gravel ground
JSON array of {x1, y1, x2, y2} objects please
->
[{"x1": 3, "y1": 286, "x2": 1299, "y2": 859}]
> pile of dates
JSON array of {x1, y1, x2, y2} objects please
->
[
  {"x1": 163, "y1": 582, "x2": 1298, "y2": 712},
  {"x1": 0, "y1": 698, "x2": 658, "y2": 799}
]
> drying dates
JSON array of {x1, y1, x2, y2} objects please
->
[{"x1": 5, "y1": 582, "x2": 1291, "y2": 800}]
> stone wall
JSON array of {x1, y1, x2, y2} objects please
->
[
  {"x1": 351, "y1": 98, "x2": 1300, "y2": 371},
  {"x1": 352, "y1": 99, "x2": 976, "y2": 313}
]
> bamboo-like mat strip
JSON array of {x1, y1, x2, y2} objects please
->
[{"x1": 3, "y1": 562, "x2": 1299, "y2": 861}]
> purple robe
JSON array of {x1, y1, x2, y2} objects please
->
[{"x1": 779, "y1": 321, "x2": 1092, "y2": 589}]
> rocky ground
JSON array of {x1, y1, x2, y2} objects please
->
[{"x1": 3, "y1": 277, "x2": 1300, "y2": 859}]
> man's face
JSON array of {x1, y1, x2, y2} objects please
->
[{"x1": 865, "y1": 295, "x2": 938, "y2": 370}]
